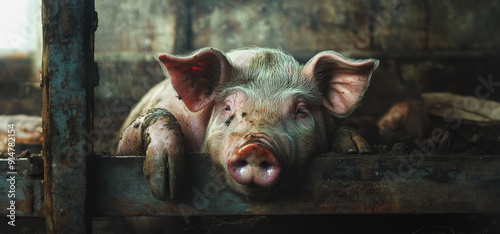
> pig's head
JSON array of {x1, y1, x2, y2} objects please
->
[{"x1": 157, "y1": 47, "x2": 378, "y2": 198}]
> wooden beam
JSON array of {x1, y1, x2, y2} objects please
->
[
  {"x1": 41, "y1": 0, "x2": 96, "y2": 233},
  {"x1": 90, "y1": 153, "x2": 500, "y2": 218},
  {"x1": 2, "y1": 154, "x2": 499, "y2": 219},
  {"x1": 0, "y1": 157, "x2": 43, "y2": 217}
]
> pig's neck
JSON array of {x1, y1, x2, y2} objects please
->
[
  {"x1": 178, "y1": 104, "x2": 213, "y2": 152},
  {"x1": 156, "y1": 83, "x2": 212, "y2": 153}
]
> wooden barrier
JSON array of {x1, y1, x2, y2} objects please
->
[{"x1": 2, "y1": 153, "x2": 499, "y2": 221}]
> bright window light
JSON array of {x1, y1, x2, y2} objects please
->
[{"x1": 0, "y1": 0, "x2": 41, "y2": 55}]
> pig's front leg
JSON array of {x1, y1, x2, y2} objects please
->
[
  {"x1": 118, "y1": 108, "x2": 184, "y2": 200},
  {"x1": 332, "y1": 126, "x2": 371, "y2": 154}
]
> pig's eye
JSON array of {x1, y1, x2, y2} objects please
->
[
  {"x1": 296, "y1": 102, "x2": 309, "y2": 118},
  {"x1": 297, "y1": 108, "x2": 307, "y2": 114},
  {"x1": 296, "y1": 107, "x2": 308, "y2": 116},
  {"x1": 223, "y1": 100, "x2": 233, "y2": 112}
]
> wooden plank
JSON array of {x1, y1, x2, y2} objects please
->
[
  {"x1": 0, "y1": 158, "x2": 43, "y2": 217},
  {"x1": 2, "y1": 154, "x2": 500, "y2": 219},
  {"x1": 91, "y1": 153, "x2": 500, "y2": 218},
  {"x1": 41, "y1": 0, "x2": 96, "y2": 233}
]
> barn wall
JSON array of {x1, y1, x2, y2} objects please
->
[
  {"x1": 91, "y1": 0, "x2": 500, "y2": 152},
  {"x1": 0, "y1": 1, "x2": 498, "y2": 152}
]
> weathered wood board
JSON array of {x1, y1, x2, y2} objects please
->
[
  {"x1": 0, "y1": 157, "x2": 43, "y2": 217},
  {"x1": 91, "y1": 153, "x2": 500, "y2": 217},
  {"x1": 2, "y1": 153, "x2": 499, "y2": 219}
]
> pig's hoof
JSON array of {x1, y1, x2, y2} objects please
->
[
  {"x1": 143, "y1": 152, "x2": 170, "y2": 200},
  {"x1": 143, "y1": 149, "x2": 184, "y2": 201},
  {"x1": 333, "y1": 126, "x2": 371, "y2": 154},
  {"x1": 142, "y1": 108, "x2": 185, "y2": 201},
  {"x1": 147, "y1": 171, "x2": 167, "y2": 200}
]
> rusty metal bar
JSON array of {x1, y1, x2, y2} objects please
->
[{"x1": 41, "y1": 0, "x2": 96, "y2": 233}]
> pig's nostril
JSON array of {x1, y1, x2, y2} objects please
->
[
  {"x1": 260, "y1": 161, "x2": 272, "y2": 169},
  {"x1": 232, "y1": 160, "x2": 247, "y2": 169}
]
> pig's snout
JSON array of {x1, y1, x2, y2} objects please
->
[{"x1": 227, "y1": 143, "x2": 281, "y2": 187}]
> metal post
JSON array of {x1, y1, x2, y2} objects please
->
[{"x1": 41, "y1": 0, "x2": 95, "y2": 233}]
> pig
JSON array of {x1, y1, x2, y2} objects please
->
[{"x1": 117, "y1": 47, "x2": 378, "y2": 200}]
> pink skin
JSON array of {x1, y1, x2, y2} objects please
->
[
  {"x1": 227, "y1": 143, "x2": 280, "y2": 187},
  {"x1": 118, "y1": 47, "x2": 378, "y2": 199},
  {"x1": 204, "y1": 89, "x2": 319, "y2": 195},
  {"x1": 117, "y1": 110, "x2": 184, "y2": 200}
]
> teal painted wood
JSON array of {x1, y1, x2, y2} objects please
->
[
  {"x1": 0, "y1": 158, "x2": 43, "y2": 217},
  {"x1": 41, "y1": 0, "x2": 96, "y2": 233}
]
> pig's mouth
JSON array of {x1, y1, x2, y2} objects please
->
[{"x1": 225, "y1": 134, "x2": 286, "y2": 196}]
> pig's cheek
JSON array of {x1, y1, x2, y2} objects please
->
[
  {"x1": 280, "y1": 134, "x2": 294, "y2": 163},
  {"x1": 287, "y1": 116, "x2": 319, "y2": 158},
  {"x1": 205, "y1": 123, "x2": 234, "y2": 164},
  {"x1": 209, "y1": 132, "x2": 226, "y2": 158},
  {"x1": 295, "y1": 114, "x2": 316, "y2": 131},
  {"x1": 220, "y1": 136, "x2": 237, "y2": 165},
  {"x1": 219, "y1": 131, "x2": 244, "y2": 165}
]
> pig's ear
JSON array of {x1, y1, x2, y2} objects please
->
[
  {"x1": 156, "y1": 48, "x2": 233, "y2": 112},
  {"x1": 302, "y1": 51, "x2": 379, "y2": 117}
]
